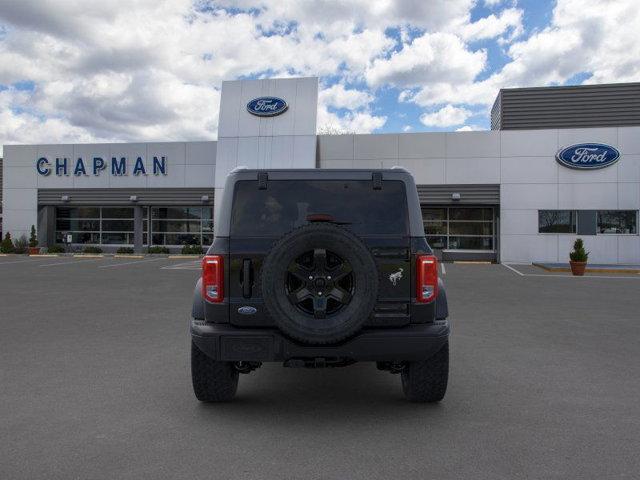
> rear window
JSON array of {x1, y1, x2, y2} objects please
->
[{"x1": 231, "y1": 180, "x2": 408, "y2": 236}]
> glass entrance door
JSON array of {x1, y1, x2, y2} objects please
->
[{"x1": 422, "y1": 206, "x2": 495, "y2": 251}]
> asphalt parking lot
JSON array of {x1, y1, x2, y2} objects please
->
[{"x1": 1, "y1": 256, "x2": 640, "y2": 479}]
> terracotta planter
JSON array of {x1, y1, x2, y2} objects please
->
[
  {"x1": 569, "y1": 261, "x2": 587, "y2": 276},
  {"x1": 28, "y1": 247, "x2": 40, "y2": 255}
]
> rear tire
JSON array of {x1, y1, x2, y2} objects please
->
[
  {"x1": 401, "y1": 341, "x2": 449, "y2": 403},
  {"x1": 191, "y1": 341, "x2": 239, "y2": 402}
]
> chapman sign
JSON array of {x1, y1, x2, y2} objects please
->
[
  {"x1": 36, "y1": 156, "x2": 168, "y2": 177},
  {"x1": 246, "y1": 97, "x2": 288, "y2": 117},
  {"x1": 556, "y1": 143, "x2": 620, "y2": 170}
]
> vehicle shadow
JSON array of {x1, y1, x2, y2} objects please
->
[{"x1": 194, "y1": 363, "x2": 447, "y2": 425}]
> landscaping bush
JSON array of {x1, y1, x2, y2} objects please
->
[
  {"x1": 83, "y1": 246, "x2": 103, "y2": 254},
  {"x1": 14, "y1": 235, "x2": 29, "y2": 254},
  {"x1": 569, "y1": 238, "x2": 589, "y2": 262},
  {"x1": 29, "y1": 225, "x2": 38, "y2": 248},
  {"x1": 0, "y1": 233, "x2": 15, "y2": 253},
  {"x1": 148, "y1": 246, "x2": 170, "y2": 254},
  {"x1": 116, "y1": 247, "x2": 135, "y2": 254},
  {"x1": 47, "y1": 244, "x2": 65, "y2": 254},
  {"x1": 181, "y1": 244, "x2": 203, "y2": 255}
]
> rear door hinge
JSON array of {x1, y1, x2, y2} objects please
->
[
  {"x1": 372, "y1": 172, "x2": 382, "y2": 190},
  {"x1": 257, "y1": 172, "x2": 268, "y2": 189}
]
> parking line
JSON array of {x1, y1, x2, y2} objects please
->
[
  {"x1": 503, "y1": 263, "x2": 640, "y2": 280},
  {"x1": 98, "y1": 257, "x2": 165, "y2": 269},
  {"x1": 440, "y1": 263, "x2": 446, "y2": 275},
  {"x1": 39, "y1": 258, "x2": 103, "y2": 267},
  {"x1": 0, "y1": 258, "x2": 52, "y2": 266},
  {"x1": 161, "y1": 260, "x2": 201, "y2": 270},
  {"x1": 502, "y1": 263, "x2": 525, "y2": 276}
]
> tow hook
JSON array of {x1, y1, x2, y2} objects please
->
[{"x1": 234, "y1": 361, "x2": 262, "y2": 374}]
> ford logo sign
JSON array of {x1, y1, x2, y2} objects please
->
[
  {"x1": 247, "y1": 97, "x2": 288, "y2": 117},
  {"x1": 556, "y1": 143, "x2": 620, "y2": 170},
  {"x1": 238, "y1": 306, "x2": 257, "y2": 315}
]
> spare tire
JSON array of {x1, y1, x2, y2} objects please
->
[{"x1": 261, "y1": 223, "x2": 379, "y2": 344}]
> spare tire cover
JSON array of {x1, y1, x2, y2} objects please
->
[{"x1": 261, "y1": 223, "x2": 379, "y2": 345}]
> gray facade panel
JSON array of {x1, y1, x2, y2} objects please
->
[
  {"x1": 37, "y1": 188, "x2": 214, "y2": 206},
  {"x1": 417, "y1": 184, "x2": 500, "y2": 205},
  {"x1": 492, "y1": 83, "x2": 640, "y2": 130}
]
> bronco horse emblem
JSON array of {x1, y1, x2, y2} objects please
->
[{"x1": 388, "y1": 268, "x2": 403, "y2": 286}]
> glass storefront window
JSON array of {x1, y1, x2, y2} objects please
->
[
  {"x1": 538, "y1": 210, "x2": 577, "y2": 233},
  {"x1": 449, "y1": 236, "x2": 493, "y2": 250},
  {"x1": 55, "y1": 206, "x2": 135, "y2": 245},
  {"x1": 426, "y1": 236, "x2": 447, "y2": 249},
  {"x1": 54, "y1": 205, "x2": 214, "y2": 246},
  {"x1": 449, "y1": 208, "x2": 493, "y2": 221},
  {"x1": 448, "y1": 222, "x2": 493, "y2": 236},
  {"x1": 597, "y1": 210, "x2": 638, "y2": 234},
  {"x1": 422, "y1": 207, "x2": 495, "y2": 251},
  {"x1": 149, "y1": 206, "x2": 214, "y2": 246}
]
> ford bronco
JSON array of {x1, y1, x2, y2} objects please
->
[{"x1": 190, "y1": 168, "x2": 450, "y2": 402}]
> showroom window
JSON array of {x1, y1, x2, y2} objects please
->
[
  {"x1": 597, "y1": 210, "x2": 638, "y2": 234},
  {"x1": 150, "y1": 206, "x2": 214, "y2": 246},
  {"x1": 423, "y1": 207, "x2": 494, "y2": 250},
  {"x1": 56, "y1": 207, "x2": 142, "y2": 245},
  {"x1": 538, "y1": 210, "x2": 577, "y2": 233}
]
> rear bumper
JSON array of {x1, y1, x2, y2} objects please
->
[{"x1": 191, "y1": 320, "x2": 450, "y2": 362}]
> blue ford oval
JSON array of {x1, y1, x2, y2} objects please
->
[
  {"x1": 246, "y1": 97, "x2": 288, "y2": 117},
  {"x1": 556, "y1": 143, "x2": 620, "y2": 170}
]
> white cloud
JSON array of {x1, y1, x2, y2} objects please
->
[
  {"x1": 403, "y1": 0, "x2": 640, "y2": 110},
  {"x1": 420, "y1": 105, "x2": 472, "y2": 127},
  {"x1": 317, "y1": 105, "x2": 386, "y2": 134},
  {"x1": 0, "y1": 0, "x2": 638, "y2": 148},
  {"x1": 402, "y1": 125, "x2": 413, "y2": 132},
  {"x1": 456, "y1": 125, "x2": 484, "y2": 131},
  {"x1": 319, "y1": 84, "x2": 373, "y2": 110},
  {"x1": 366, "y1": 32, "x2": 486, "y2": 88},
  {"x1": 458, "y1": 7, "x2": 523, "y2": 42},
  {"x1": 484, "y1": 0, "x2": 506, "y2": 7}
]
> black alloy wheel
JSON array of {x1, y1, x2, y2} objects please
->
[
  {"x1": 261, "y1": 222, "x2": 379, "y2": 345},
  {"x1": 285, "y1": 248, "x2": 355, "y2": 319}
]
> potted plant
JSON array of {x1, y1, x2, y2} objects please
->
[
  {"x1": 13, "y1": 235, "x2": 29, "y2": 254},
  {"x1": 28, "y1": 225, "x2": 40, "y2": 254},
  {"x1": 569, "y1": 238, "x2": 589, "y2": 276}
]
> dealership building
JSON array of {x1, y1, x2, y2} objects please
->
[{"x1": 1, "y1": 78, "x2": 639, "y2": 263}]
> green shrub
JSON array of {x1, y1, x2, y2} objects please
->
[
  {"x1": 14, "y1": 235, "x2": 29, "y2": 254},
  {"x1": 148, "y1": 246, "x2": 170, "y2": 254},
  {"x1": 569, "y1": 238, "x2": 589, "y2": 262},
  {"x1": 47, "y1": 244, "x2": 65, "y2": 254},
  {"x1": 181, "y1": 244, "x2": 203, "y2": 255},
  {"x1": 116, "y1": 247, "x2": 135, "y2": 254},
  {"x1": 83, "y1": 246, "x2": 103, "y2": 254},
  {"x1": 0, "y1": 233, "x2": 15, "y2": 253},
  {"x1": 29, "y1": 225, "x2": 38, "y2": 248}
]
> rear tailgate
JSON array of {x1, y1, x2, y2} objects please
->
[{"x1": 226, "y1": 176, "x2": 413, "y2": 328}]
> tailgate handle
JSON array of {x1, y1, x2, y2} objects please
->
[{"x1": 242, "y1": 259, "x2": 253, "y2": 298}]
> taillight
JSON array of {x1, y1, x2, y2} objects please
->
[
  {"x1": 416, "y1": 255, "x2": 438, "y2": 303},
  {"x1": 202, "y1": 255, "x2": 224, "y2": 303}
]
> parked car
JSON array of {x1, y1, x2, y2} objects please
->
[{"x1": 190, "y1": 168, "x2": 450, "y2": 402}]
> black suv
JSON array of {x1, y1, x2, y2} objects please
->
[{"x1": 190, "y1": 168, "x2": 450, "y2": 402}]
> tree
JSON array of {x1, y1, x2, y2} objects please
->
[
  {"x1": 1, "y1": 232, "x2": 15, "y2": 253},
  {"x1": 29, "y1": 225, "x2": 38, "y2": 248}
]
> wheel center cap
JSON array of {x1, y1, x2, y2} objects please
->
[{"x1": 313, "y1": 277, "x2": 326, "y2": 289}]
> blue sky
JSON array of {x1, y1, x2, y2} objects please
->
[{"x1": 0, "y1": 0, "x2": 638, "y2": 151}]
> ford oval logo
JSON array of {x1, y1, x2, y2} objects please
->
[
  {"x1": 247, "y1": 97, "x2": 288, "y2": 117},
  {"x1": 556, "y1": 143, "x2": 620, "y2": 170},
  {"x1": 238, "y1": 306, "x2": 257, "y2": 315}
]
